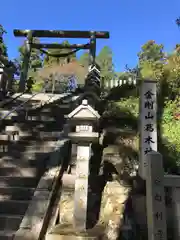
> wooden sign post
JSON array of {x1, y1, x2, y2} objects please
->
[{"x1": 139, "y1": 80, "x2": 157, "y2": 179}]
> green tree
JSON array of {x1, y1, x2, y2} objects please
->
[
  {"x1": 138, "y1": 40, "x2": 165, "y2": 62},
  {"x1": 176, "y1": 17, "x2": 180, "y2": 27},
  {"x1": 96, "y1": 46, "x2": 115, "y2": 83},
  {"x1": 163, "y1": 47, "x2": 180, "y2": 97},
  {"x1": 79, "y1": 52, "x2": 89, "y2": 67},
  {"x1": 0, "y1": 24, "x2": 8, "y2": 57},
  {"x1": 138, "y1": 40, "x2": 165, "y2": 81}
]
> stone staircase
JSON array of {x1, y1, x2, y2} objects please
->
[{"x1": 0, "y1": 94, "x2": 75, "y2": 239}]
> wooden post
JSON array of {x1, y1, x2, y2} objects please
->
[
  {"x1": 89, "y1": 32, "x2": 96, "y2": 65},
  {"x1": 146, "y1": 151, "x2": 167, "y2": 240},
  {"x1": 18, "y1": 31, "x2": 32, "y2": 92},
  {"x1": 139, "y1": 80, "x2": 157, "y2": 179}
]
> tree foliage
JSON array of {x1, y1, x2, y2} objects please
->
[
  {"x1": 137, "y1": 39, "x2": 180, "y2": 98},
  {"x1": 138, "y1": 40, "x2": 165, "y2": 62},
  {"x1": 164, "y1": 49, "x2": 180, "y2": 96},
  {"x1": 138, "y1": 40, "x2": 165, "y2": 81},
  {"x1": 0, "y1": 24, "x2": 8, "y2": 57},
  {"x1": 78, "y1": 52, "x2": 89, "y2": 67},
  {"x1": 96, "y1": 46, "x2": 115, "y2": 83}
]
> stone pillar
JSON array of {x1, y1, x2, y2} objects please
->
[
  {"x1": 6, "y1": 69, "x2": 14, "y2": 93},
  {"x1": 0, "y1": 66, "x2": 7, "y2": 96},
  {"x1": 172, "y1": 187, "x2": 180, "y2": 240},
  {"x1": 73, "y1": 143, "x2": 91, "y2": 230},
  {"x1": 18, "y1": 33, "x2": 32, "y2": 92},
  {"x1": 146, "y1": 151, "x2": 167, "y2": 240},
  {"x1": 139, "y1": 80, "x2": 157, "y2": 179}
]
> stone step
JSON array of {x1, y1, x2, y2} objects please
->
[
  {"x1": 0, "y1": 110, "x2": 18, "y2": 119},
  {"x1": 25, "y1": 115, "x2": 56, "y2": 121},
  {"x1": 0, "y1": 214, "x2": 23, "y2": 231},
  {"x1": 2, "y1": 119, "x2": 56, "y2": 127},
  {"x1": 4, "y1": 125, "x2": 20, "y2": 134},
  {"x1": 0, "y1": 230, "x2": 15, "y2": 239},
  {"x1": 0, "y1": 133, "x2": 61, "y2": 142},
  {"x1": 11, "y1": 93, "x2": 71, "y2": 102},
  {"x1": 0, "y1": 151, "x2": 51, "y2": 162},
  {"x1": 2, "y1": 144, "x2": 52, "y2": 154},
  {"x1": 2, "y1": 127, "x2": 53, "y2": 136},
  {"x1": 27, "y1": 111, "x2": 58, "y2": 117},
  {"x1": 13, "y1": 115, "x2": 56, "y2": 122},
  {"x1": 0, "y1": 112, "x2": 26, "y2": 123},
  {"x1": 1, "y1": 119, "x2": 61, "y2": 130},
  {"x1": 0, "y1": 140, "x2": 56, "y2": 150},
  {"x1": 0, "y1": 187, "x2": 35, "y2": 201},
  {"x1": 0, "y1": 176, "x2": 39, "y2": 188},
  {"x1": 27, "y1": 109, "x2": 63, "y2": 118},
  {"x1": 37, "y1": 123, "x2": 64, "y2": 132},
  {"x1": 0, "y1": 137, "x2": 56, "y2": 144},
  {"x1": 0, "y1": 167, "x2": 40, "y2": 177},
  {"x1": 0, "y1": 97, "x2": 14, "y2": 108},
  {"x1": 0, "y1": 200, "x2": 29, "y2": 215},
  {"x1": 0, "y1": 156, "x2": 47, "y2": 168},
  {"x1": 58, "y1": 104, "x2": 72, "y2": 109},
  {"x1": 27, "y1": 108, "x2": 52, "y2": 115},
  {"x1": 19, "y1": 131, "x2": 62, "y2": 141}
]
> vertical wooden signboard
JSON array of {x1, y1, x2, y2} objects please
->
[{"x1": 139, "y1": 80, "x2": 157, "y2": 179}]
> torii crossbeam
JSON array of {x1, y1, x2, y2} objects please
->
[{"x1": 13, "y1": 29, "x2": 109, "y2": 39}]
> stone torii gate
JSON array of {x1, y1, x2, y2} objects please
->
[{"x1": 13, "y1": 29, "x2": 110, "y2": 92}]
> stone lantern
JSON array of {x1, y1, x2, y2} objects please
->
[{"x1": 67, "y1": 99, "x2": 100, "y2": 231}]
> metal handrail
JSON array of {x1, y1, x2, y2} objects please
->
[
  {"x1": 0, "y1": 89, "x2": 76, "y2": 121},
  {"x1": 0, "y1": 88, "x2": 50, "y2": 121}
]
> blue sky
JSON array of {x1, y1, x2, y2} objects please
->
[{"x1": 1, "y1": 0, "x2": 180, "y2": 71}]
